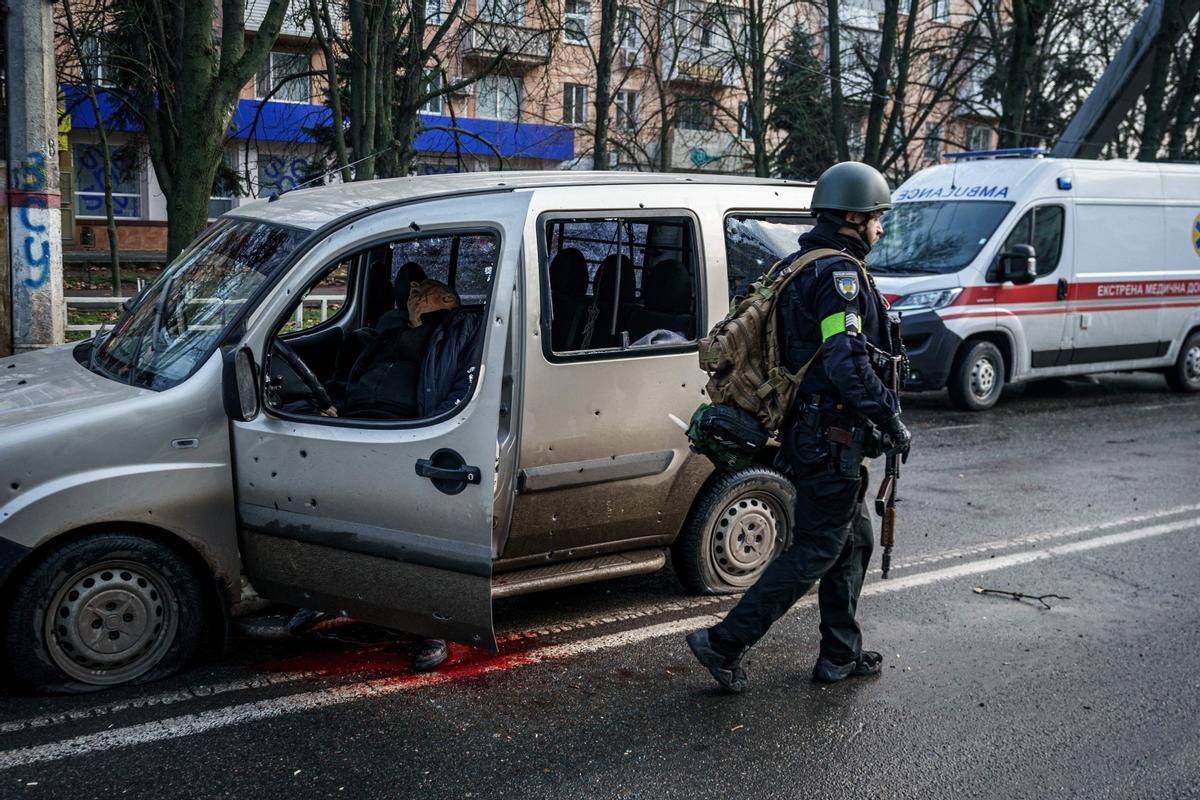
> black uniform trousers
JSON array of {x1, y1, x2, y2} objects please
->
[{"x1": 713, "y1": 460, "x2": 874, "y2": 664}]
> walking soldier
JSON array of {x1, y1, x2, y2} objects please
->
[{"x1": 687, "y1": 161, "x2": 912, "y2": 692}]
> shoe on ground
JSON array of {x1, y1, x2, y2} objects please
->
[
  {"x1": 686, "y1": 629, "x2": 749, "y2": 693},
  {"x1": 412, "y1": 638, "x2": 448, "y2": 672},
  {"x1": 287, "y1": 608, "x2": 330, "y2": 637},
  {"x1": 812, "y1": 650, "x2": 883, "y2": 684}
]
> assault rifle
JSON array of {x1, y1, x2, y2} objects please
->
[{"x1": 874, "y1": 320, "x2": 907, "y2": 578}]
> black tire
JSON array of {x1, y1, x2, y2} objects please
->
[
  {"x1": 1165, "y1": 331, "x2": 1200, "y2": 393},
  {"x1": 948, "y1": 339, "x2": 1005, "y2": 411},
  {"x1": 2, "y1": 533, "x2": 206, "y2": 694},
  {"x1": 672, "y1": 467, "x2": 795, "y2": 594}
]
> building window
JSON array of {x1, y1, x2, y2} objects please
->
[
  {"x1": 256, "y1": 51, "x2": 311, "y2": 103},
  {"x1": 967, "y1": 124, "x2": 992, "y2": 151},
  {"x1": 209, "y1": 152, "x2": 238, "y2": 220},
  {"x1": 563, "y1": 83, "x2": 589, "y2": 125},
  {"x1": 79, "y1": 34, "x2": 114, "y2": 87},
  {"x1": 932, "y1": 0, "x2": 950, "y2": 19},
  {"x1": 426, "y1": 0, "x2": 444, "y2": 22},
  {"x1": 847, "y1": 116, "x2": 865, "y2": 160},
  {"x1": 479, "y1": 0, "x2": 525, "y2": 24},
  {"x1": 258, "y1": 154, "x2": 310, "y2": 196},
  {"x1": 421, "y1": 70, "x2": 444, "y2": 114},
  {"x1": 564, "y1": 0, "x2": 590, "y2": 43},
  {"x1": 73, "y1": 143, "x2": 142, "y2": 218},
  {"x1": 675, "y1": 96, "x2": 713, "y2": 130},
  {"x1": 616, "y1": 90, "x2": 639, "y2": 131},
  {"x1": 928, "y1": 55, "x2": 946, "y2": 87},
  {"x1": 477, "y1": 75, "x2": 521, "y2": 121},
  {"x1": 619, "y1": 7, "x2": 641, "y2": 55},
  {"x1": 737, "y1": 102, "x2": 754, "y2": 140},
  {"x1": 923, "y1": 122, "x2": 942, "y2": 161}
]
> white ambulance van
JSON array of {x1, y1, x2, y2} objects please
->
[{"x1": 869, "y1": 149, "x2": 1200, "y2": 410}]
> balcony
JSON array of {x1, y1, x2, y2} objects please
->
[
  {"x1": 463, "y1": 24, "x2": 551, "y2": 69},
  {"x1": 663, "y1": 46, "x2": 739, "y2": 87}
]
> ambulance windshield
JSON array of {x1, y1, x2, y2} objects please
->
[{"x1": 869, "y1": 200, "x2": 1013, "y2": 274}]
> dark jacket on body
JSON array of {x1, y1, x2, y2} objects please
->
[
  {"x1": 418, "y1": 308, "x2": 484, "y2": 418},
  {"x1": 778, "y1": 221, "x2": 899, "y2": 427}
]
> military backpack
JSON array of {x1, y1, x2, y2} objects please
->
[{"x1": 686, "y1": 247, "x2": 860, "y2": 471}]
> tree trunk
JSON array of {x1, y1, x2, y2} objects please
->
[
  {"x1": 827, "y1": 0, "x2": 849, "y2": 161},
  {"x1": 593, "y1": 0, "x2": 619, "y2": 169},
  {"x1": 997, "y1": 0, "x2": 1044, "y2": 148},
  {"x1": 1140, "y1": 6, "x2": 1182, "y2": 161},
  {"x1": 879, "y1": 0, "x2": 919, "y2": 165},
  {"x1": 1167, "y1": 21, "x2": 1200, "y2": 160},
  {"x1": 862, "y1": 0, "x2": 900, "y2": 166},
  {"x1": 749, "y1": 0, "x2": 769, "y2": 177}
]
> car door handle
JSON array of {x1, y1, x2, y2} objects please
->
[
  {"x1": 415, "y1": 449, "x2": 481, "y2": 495},
  {"x1": 1057, "y1": 279, "x2": 1068, "y2": 301}
]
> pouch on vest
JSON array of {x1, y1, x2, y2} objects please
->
[{"x1": 685, "y1": 403, "x2": 770, "y2": 472}]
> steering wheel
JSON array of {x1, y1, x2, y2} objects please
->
[{"x1": 271, "y1": 338, "x2": 334, "y2": 411}]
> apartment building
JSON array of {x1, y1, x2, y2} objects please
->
[{"x1": 59, "y1": 0, "x2": 996, "y2": 259}]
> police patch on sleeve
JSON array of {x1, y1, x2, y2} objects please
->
[
  {"x1": 844, "y1": 311, "x2": 861, "y2": 334},
  {"x1": 832, "y1": 271, "x2": 860, "y2": 301}
]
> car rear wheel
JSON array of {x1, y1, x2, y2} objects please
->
[
  {"x1": 948, "y1": 340, "x2": 1005, "y2": 411},
  {"x1": 2, "y1": 533, "x2": 206, "y2": 694},
  {"x1": 673, "y1": 467, "x2": 795, "y2": 594},
  {"x1": 1165, "y1": 331, "x2": 1200, "y2": 393}
]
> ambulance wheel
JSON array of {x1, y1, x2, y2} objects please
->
[
  {"x1": 2, "y1": 533, "x2": 205, "y2": 694},
  {"x1": 1165, "y1": 331, "x2": 1200, "y2": 393},
  {"x1": 949, "y1": 340, "x2": 1005, "y2": 411},
  {"x1": 673, "y1": 468, "x2": 795, "y2": 594}
]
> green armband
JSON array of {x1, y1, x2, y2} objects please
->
[{"x1": 820, "y1": 312, "x2": 846, "y2": 341}]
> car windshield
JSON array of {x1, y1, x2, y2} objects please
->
[
  {"x1": 91, "y1": 219, "x2": 306, "y2": 390},
  {"x1": 868, "y1": 200, "x2": 1013, "y2": 275}
]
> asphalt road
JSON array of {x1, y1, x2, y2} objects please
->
[{"x1": 2, "y1": 373, "x2": 1198, "y2": 799}]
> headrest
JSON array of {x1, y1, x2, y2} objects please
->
[
  {"x1": 594, "y1": 254, "x2": 635, "y2": 303},
  {"x1": 643, "y1": 260, "x2": 692, "y2": 314},
  {"x1": 392, "y1": 261, "x2": 428, "y2": 310},
  {"x1": 549, "y1": 248, "x2": 588, "y2": 297}
]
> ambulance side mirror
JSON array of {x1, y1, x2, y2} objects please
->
[{"x1": 998, "y1": 244, "x2": 1037, "y2": 285}]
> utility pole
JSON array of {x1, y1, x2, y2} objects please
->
[{"x1": 5, "y1": 0, "x2": 64, "y2": 354}]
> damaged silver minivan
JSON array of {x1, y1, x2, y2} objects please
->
[{"x1": 0, "y1": 172, "x2": 817, "y2": 691}]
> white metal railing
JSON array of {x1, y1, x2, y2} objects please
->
[{"x1": 64, "y1": 294, "x2": 346, "y2": 336}]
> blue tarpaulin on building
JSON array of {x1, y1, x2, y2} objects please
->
[{"x1": 65, "y1": 87, "x2": 573, "y2": 161}]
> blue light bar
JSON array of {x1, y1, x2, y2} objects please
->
[{"x1": 943, "y1": 147, "x2": 1049, "y2": 160}]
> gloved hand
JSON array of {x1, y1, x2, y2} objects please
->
[{"x1": 881, "y1": 414, "x2": 911, "y2": 461}]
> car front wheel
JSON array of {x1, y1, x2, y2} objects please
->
[
  {"x1": 673, "y1": 467, "x2": 795, "y2": 594},
  {"x1": 2, "y1": 533, "x2": 206, "y2": 693},
  {"x1": 1165, "y1": 331, "x2": 1200, "y2": 393},
  {"x1": 948, "y1": 339, "x2": 1005, "y2": 411}
]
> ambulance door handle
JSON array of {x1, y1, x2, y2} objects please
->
[{"x1": 1057, "y1": 279, "x2": 1068, "y2": 302}]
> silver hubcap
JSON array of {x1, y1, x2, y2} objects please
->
[
  {"x1": 45, "y1": 560, "x2": 178, "y2": 685},
  {"x1": 970, "y1": 355, "x2": 998, "y2": 400},
  {"x1": 1185, "y1": 345, "x2": 1200, "y2": 384},
  {"x1": 709, "y1": 493, "x2": 784, "y2": 587}
]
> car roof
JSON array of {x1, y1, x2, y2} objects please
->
[{"x1": 227, "y1": 171, "x2": 814, "y2": 231}]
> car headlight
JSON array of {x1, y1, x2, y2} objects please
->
[{"x1": 891, "y1": 288, "x2": 962, "y2": 312}]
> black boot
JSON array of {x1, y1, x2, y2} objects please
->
[
  {"x1": 686, "y1": 629, "x2": 749, "y2": 693},
  {"x1": 412, "y1": 638, "x2": 448, "y2": 672},
  {"x1": 812, "y1": 650, "x2": 883, "y2": 684}
]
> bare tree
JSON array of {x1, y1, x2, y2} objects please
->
[{"x1": 103, "y1": 0, "x2": 291, "y2": 259}]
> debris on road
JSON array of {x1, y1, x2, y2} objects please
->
[{"x1": 973, "y1": 586, "x2": 1070, "y2": 609}]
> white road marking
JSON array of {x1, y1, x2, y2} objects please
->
[
  {"x1": 0, "y1": 515, "x2": 1194, "y2": 771},
  {"x1": 4, "y1": 502, "x2": 1198, "y2": 740}
]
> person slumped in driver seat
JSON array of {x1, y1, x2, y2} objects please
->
[{"x1": 327, "y1": 279, "x2": 460, "y2": 419}]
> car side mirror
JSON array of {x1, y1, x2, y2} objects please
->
[
  {"x1": 222, "y1": 346, "x2": 260, "y2": 421},
  {"x1": 999, "y1": 244, "x2": 1037, "y2": 285}
]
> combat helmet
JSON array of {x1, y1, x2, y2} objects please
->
[{"x1": 811, "y1": 161, "x2": 893, "y2": 222}]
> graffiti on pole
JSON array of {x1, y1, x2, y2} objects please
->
[{"x1": 9, "y1": 150, "x2": 61, "y2": 293}]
